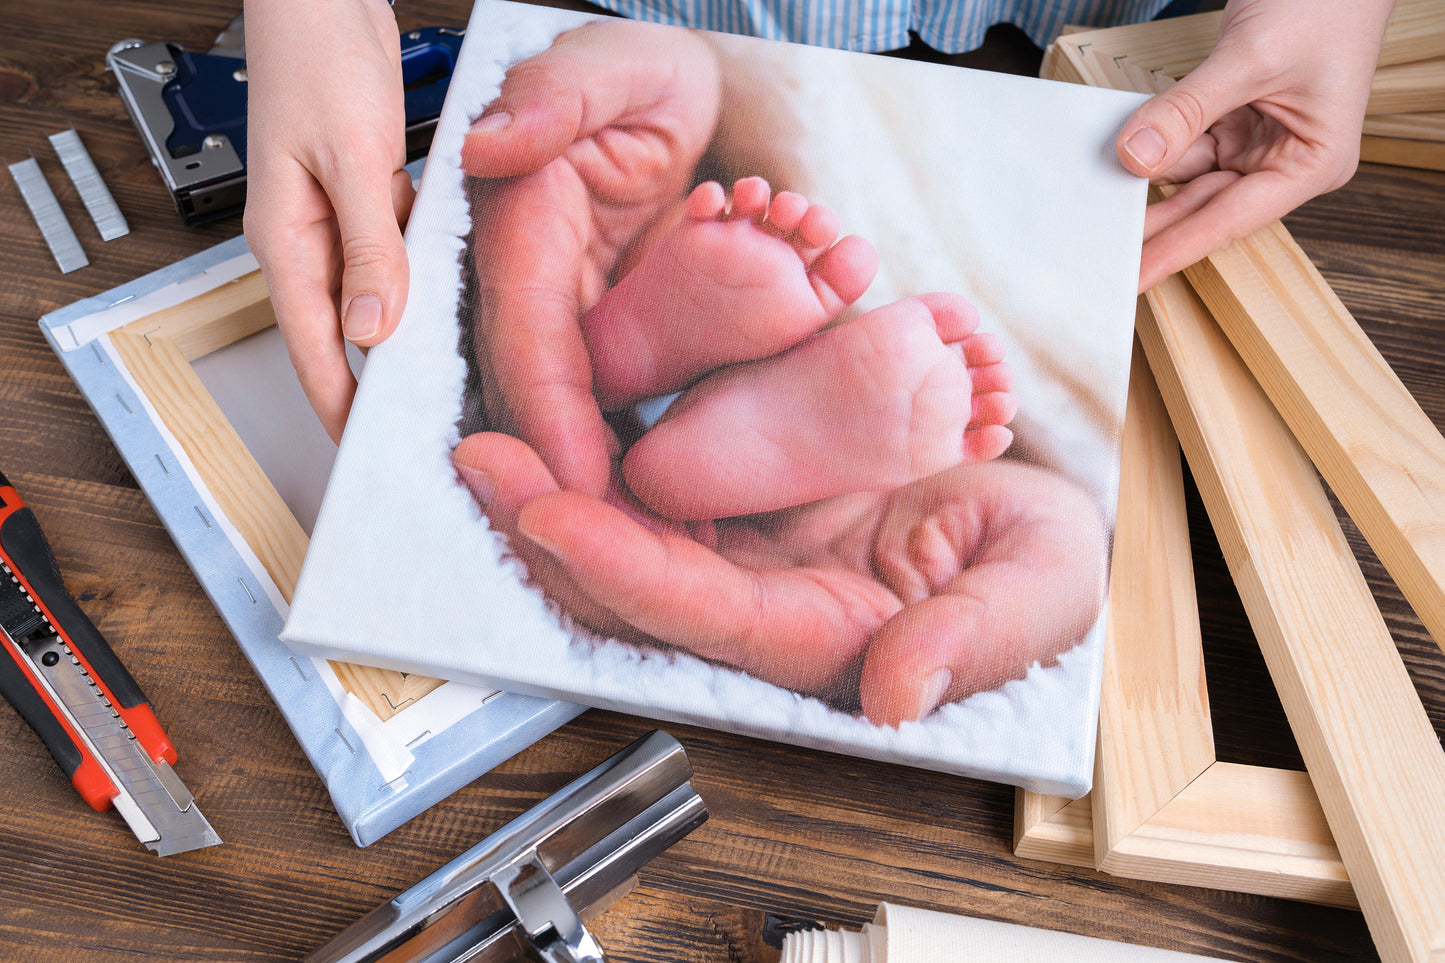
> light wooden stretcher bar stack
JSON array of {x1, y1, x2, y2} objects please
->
[{"x1": 1017, "y1": 4, "x2": 1445, "y2": 962}]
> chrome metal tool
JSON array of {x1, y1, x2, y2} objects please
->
[{"x1": 307, "y1": 730, "x2": 707, "y2": 962}]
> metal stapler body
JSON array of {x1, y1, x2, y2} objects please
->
[
  {"x1": 107, "y1": 15, "x2": 463, "y2": 223},
  {"x1": 308, "y1": 730, "x2": 707, "y2": 963}
]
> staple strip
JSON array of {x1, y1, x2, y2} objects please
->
[
  {"x1": 50, "y1": 129, "x2": 129, "y2": 241},
  {"x1": 8, "y1": 158, "x2": 88, "y2": 273}
]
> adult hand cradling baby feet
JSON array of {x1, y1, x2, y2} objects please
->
[
  {"x1": 454, "y1": 434, "x2": 1108, "y2": 726},
  {"x1": 454, "y1": 164, "x2": 1106, "y2": 724}
]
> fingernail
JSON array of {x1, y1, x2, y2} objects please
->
[
  {"x1": 1122, "y1": 126, "x2": 1167, "y2": 171},
  {"x1": 343, "y1": 294, "x2": 382, "y2": 342},
  {"x1": 468, "y1": 111, "x2": 512, "y2": 135},
  {"x1": 454, "y1": 464, "x2": 495, "y2": 509},
  {"x1": 916, "y1": 668, "x2": 953, "y2": 721},
  {"x1": 517, "y1": 516, "x2": 562, "y2": 557}
]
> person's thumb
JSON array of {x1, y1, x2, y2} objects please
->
[
  {"x1": 337, "y1": 169, "x2": 413, "y2": 348},
  {"x1": 1115, "y1": 52, "x2": 1256, "y2": 179},
  {"x1": 459, "y1": 60, "x2": 585, "y2": 178}
]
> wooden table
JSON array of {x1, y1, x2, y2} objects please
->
[{"x1": 2, "y1": 2, "x2": 1442, "y2": 960}]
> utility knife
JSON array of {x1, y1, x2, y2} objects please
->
[{"x1": 0, "y1": 468, "x2": 221, "y2": 856}]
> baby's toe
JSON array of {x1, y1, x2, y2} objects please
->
[
  {"x1": 916, "y1": 292, "x2": 980, "y2": 342},
  {"x1": 796, "y1": 203, "x2": 840, "y2": 251},
  {"x1": 970, "y1": 391, "x2": 1019, "y2": 430},
  {"x1": 809, "y1": 234, "x2": 879, "y2": 314},
  {"x1": 961, "y1": 331, "x2": 1007, "y2": 368},
  {"x1": 727, "y1": 176, "x2": 772, "y2": 219},
  {"x1": 963, "y1": 423, "x2": 1014, "y2": 462},
  {"x1": 969, "y1": 358, "x2": 1014, "y2": 396},
  {"x1": 764, "y1": 191, "x2": 810, "y2": 235},
  {"x1": 684, "y1": 181, "x2": 728, "y2": 220}
]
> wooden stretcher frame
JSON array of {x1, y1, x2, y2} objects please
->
[
  {"x1": 1019, "y1": 14, "x2": 1445, "y2": 963},
  {"x1": 1138, "y1": 277, "x2": 1445, "y2": 963},
  {"x1": 106, "y1": 268, "x2": 446, "y2": 721},
  {"x1": 1014, "y1": 341, "x2": 1353, "y2": 910},
  {"x1": 1039, "y1": 1, "x2": 1445, "y2": 83},
  {"x1": 1042, "y1": 2, "x2": 1445, "y2": 170},
  {"x1": 41, "y1": 237, "x2": 584, "y2": 845}
]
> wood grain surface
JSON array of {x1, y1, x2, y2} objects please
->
[
  {"x1": 1, "y1": 2, "x2": 1442, "y2": 961},
  {"x1": 1140, "y1": 272, "x2": 1445, "y2": 961}
]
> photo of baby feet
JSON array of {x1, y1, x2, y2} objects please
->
[
  {"x1": 581, "y1": 176, "x2": 880, "y2": 410},
  {"x1": 622, "y1": 292, "x2": 1018, "y2": 521}
]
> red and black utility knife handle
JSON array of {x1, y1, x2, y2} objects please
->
[{"x1": 0, "y1": 468, "x2": 175, "y2": 811}]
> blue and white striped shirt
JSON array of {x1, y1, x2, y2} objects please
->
[{"x1": 592, "y1": 0, "x2": 1173, "y2": 54}]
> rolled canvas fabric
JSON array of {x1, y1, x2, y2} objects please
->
[{"x1": 781, "y1": 903, "x2": 1234, "y2": 962}]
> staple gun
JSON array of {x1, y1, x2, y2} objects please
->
[{"x1": 108, "y1": 14, "x2": 463, "y2": 224}]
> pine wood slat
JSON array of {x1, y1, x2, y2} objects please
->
[
  {"x1": 1367, "y1": 59, "x2": 1445, "y2": 116},
  {"x1": 1181, "y1": 218, "x2": 1445, "y2": 660},
  {"x1": 1140, "y1": 272, "x2": 1445, "y2": 963},
  {"x1": 1090, "y1": 342, "x2": 1214, "y2": 868},
  {"x1": 1364, "y1": 111, "x2": 1445, "y2": 143},
  {"x1": 1359, "y1": 134, "x2": 1445, "y2": 171}
]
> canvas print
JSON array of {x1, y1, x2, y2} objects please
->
[{"x1": 285, "y1": 0, "x2": 1148, "y2": 795}]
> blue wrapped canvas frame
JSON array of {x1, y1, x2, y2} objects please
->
[{"x1": 40, "y1": 232, "x2": 583, "y2": 847}]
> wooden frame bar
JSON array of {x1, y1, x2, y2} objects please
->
[
  {"x1": 1088, "y1": 343, "x2": 1213, "y2": 869},
  {"x1": 1367, "y1": 60, "x2": 1445, "y2": 116},
  {"x1": 1015, "y1": 338, "x2": 1352, "y2": 910},
  {"x1": 1140, "y1": 277, "x2": 1445, "y2": 963},
  {"x1": 1182, "y1": 218, "x2": 1445, "y2": 660},
  {"x1": 1363, "y1": 111, "x2": 1445, "y2": 142},
  {"x1": 1022, "y1": 20, "x2": 1445, "y2": 962},
  {"x1": 107, "y1": 270, "x2": 445, "y2": 721},
  {"x1": 1359, "y1": 134, "x2": 1445, "y2": 171},
  {"x1": 1041, "y1": 2, "x2": 1445, "y2": 82}
]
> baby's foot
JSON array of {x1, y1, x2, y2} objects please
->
[
  {"x1": 621, "y1": 293, "x2": 1017, "y2": 521},
  {"x1": 583, "y1": 177, "x2": 879, "y2": 410}
]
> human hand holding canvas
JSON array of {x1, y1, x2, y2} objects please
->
[
  {"x1": 243, "y1": 0, "x2": 415, "y2": 443},
  {"x1": 1120, "y1": 0, "x2": 1393, "y2": 292}
]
